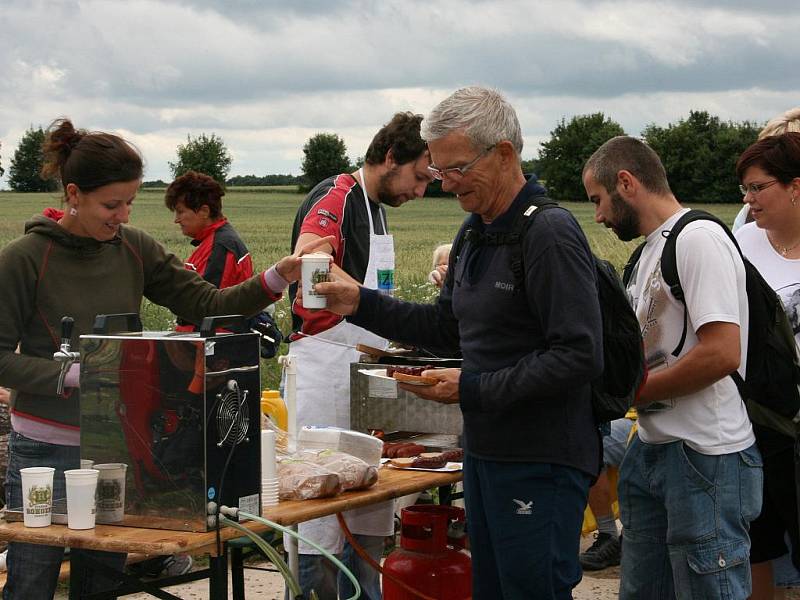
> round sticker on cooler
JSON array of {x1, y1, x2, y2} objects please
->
[{"x1": 208, "y1": 487, "x2": 216, "y2": 500}]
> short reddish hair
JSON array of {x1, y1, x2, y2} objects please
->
[
  {"x1": 165, "y1": 170, "x2": 224, "y2": 219},
  {"x1": 736, "y1": 132, "x2": 800, "y2": 184}
]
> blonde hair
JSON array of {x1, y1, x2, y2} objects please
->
[
  {"x1": 759, "y1": 107, "x2": 800, "y2": 139},
  {"x1": 432, "y1": 243, "x2": 452, "y2": 268}
]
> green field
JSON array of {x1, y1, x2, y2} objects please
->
[{"x1": 0, "y1": 187, "x2": 743, "y2": 388}]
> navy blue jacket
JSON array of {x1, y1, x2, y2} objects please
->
[{"x1": 350, "y1": 177, "x2": 603, "y2": 475}]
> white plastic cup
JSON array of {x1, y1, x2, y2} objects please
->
[
  {"x1": 300, "y1": 253, "x2": 330, "y2": 310},
  {"x1": 20, "y1": 467, "x2": 55, "y2": 527},
  {"x1": 261, "y1": 430, "x2": 277, "y2": 480},
  {"x1": 94, "y1": 463, "x2": 127, "y2": 523},
  {"x1": 80, "y1": 459, "x2": 94, "y2": 470},
  {"x1": 64, "y1": 469, "x2": 99, "y2": 530}
]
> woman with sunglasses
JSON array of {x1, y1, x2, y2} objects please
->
[{"x1": 735, "y1": 132, "x2": 800, "y2": 600}]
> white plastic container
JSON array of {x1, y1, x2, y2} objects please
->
[
  {"x1": 20, "y1": 467, "x2": 55, "y2": 527},
  {"x1": 298, "y1": 426, "x2": 383, "y2": 466},
  {"x1": 64, "y1": 469, "x2": 99, "y2": 530},
  {"x1": 94, "y1": 463, "x2": 127, "y2": 523},
  {"x1": 300, "y1": 253, "x2": 330, "y2": 309}
]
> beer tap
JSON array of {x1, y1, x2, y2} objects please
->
[{"x1": 54, "y1": 316, "x2": 80, "y2": 396}]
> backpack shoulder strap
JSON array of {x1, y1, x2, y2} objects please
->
[
  {"x1": 622, "y1": 243, "x2": 646, "y2": 287},
  {"x1": 508, "y1": 196, "x2": 559, "y2": 294},
  {"x1": 661, "y1": 209, "x2": 740, "y2": 356}
]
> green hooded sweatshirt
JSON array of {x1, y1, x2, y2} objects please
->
[{"x1": 0, "y1": 215, "x2": 279, "y2": 429}]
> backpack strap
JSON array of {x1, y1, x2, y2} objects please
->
[
  {"x1": 457, "y1": 195, "x2": 558, "y2": 295},
  {"x1": 507, "y1": 196, "x2": 558, "y2": 295},
  {"x1": 622, "y1": 243, "x2": 646, "y2": 288},
  {"x1": 660, "y1": 209, "x2": 743, "y2": 357}
]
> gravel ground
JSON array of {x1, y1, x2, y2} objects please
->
[
  {"x1": 52, "y1": 536, "x2": 622, "y2": 599},
  {"x1": 52, "y1": 534, "x2": 800, "y2": 599}
]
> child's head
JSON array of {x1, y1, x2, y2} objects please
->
[{"x1": 432, "y1": 243, "x2": 452, "y2": 269}]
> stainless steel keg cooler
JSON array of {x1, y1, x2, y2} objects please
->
[{"x1": 78, "y1": 314, "x2": 262, "y2": 532}]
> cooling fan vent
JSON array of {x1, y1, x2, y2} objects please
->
[{"x1": 216, "y1": 380, "x2": 249, "y2": 447}]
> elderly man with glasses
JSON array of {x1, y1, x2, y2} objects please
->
[{"x1": 317, "y1": 87, "x2": 604, "y2": 599}]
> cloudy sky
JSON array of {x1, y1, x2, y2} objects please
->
[{"x1": 2, "y1": 0, "x2": 798, "y2": 185}]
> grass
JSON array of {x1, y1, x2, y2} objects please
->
[{"x1": 0, "y1": 187, "x2": 744, "y2": 388}]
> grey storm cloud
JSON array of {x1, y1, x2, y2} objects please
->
[{"x1": 1, "y1": 0, "x2": 798, "y2": 181}]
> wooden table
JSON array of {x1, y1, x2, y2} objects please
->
[{"x1": 0, "y1": 466, "x2": 462, "y2": 599}]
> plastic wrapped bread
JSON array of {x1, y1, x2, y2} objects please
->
[
  {"x1": 277, "y1": 456, "x2": 341, "y2": 500},
  {"x1": 308, "y1": 450, "x2": 378, "y2": 491}
]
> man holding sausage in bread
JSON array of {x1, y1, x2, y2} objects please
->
[
  {"x1": 287, "y1": 112, "x2": 433, "y2": 600},
  {"x1": 316, "y1": 87, "x2": 604, "y2": 600}
]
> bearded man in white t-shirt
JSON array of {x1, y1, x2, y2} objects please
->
[{"x1": 582, "y1": 136, "x2": 763, "y2": 600}]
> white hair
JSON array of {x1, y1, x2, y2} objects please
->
[{"x1": 421, "y1": 86, "x2": 523, "y2": 156}]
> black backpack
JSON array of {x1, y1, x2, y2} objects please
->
[
  {"x1": 622, "y1": 209, "x2": 800, "y2": 438},
  {"x1": 455, "y1": 197, "x2": 646, "y2": 423}
]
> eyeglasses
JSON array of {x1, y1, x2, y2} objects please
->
[
  {"x1": 427, "y1": 145, "x2": 496, "y2": 181},
  {"x1": 739, "y1": 179, "x2": 778, "y2": 196}
]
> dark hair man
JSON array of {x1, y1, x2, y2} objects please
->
[
  {"x1": 287, "y1": 112, "x2": 432, "y2": 600},
  {"x1": 583, "y1": 136, "x2": 762, "y2": 599},
  {"x1": 315, "y1": 87, "x2": 604, "y2": 599}
]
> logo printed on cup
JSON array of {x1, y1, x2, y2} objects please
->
[
  {"x1": 27, "y1": 485, "x2": 52, "y2": 515},
  {"x1": 97, "y1": 479, "x2": 123, "y2": 509}
]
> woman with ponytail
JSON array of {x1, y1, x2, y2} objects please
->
[{"x1": 0, "y1": 119, "x2": 330, "y2": 599}]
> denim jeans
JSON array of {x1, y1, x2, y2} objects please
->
[
  {"x1": 338, "y1": 534, "x2": 384, "y2": 600},
  {"x1": 618, "y1": 437, "x2": 763, "y2": 600},
  {"x1": 602, "y1": 418, "x2": 634, "y2": 468},
  {"x1": 3, "y1": 431, "x2": 127, "y2": 600},
  {"x1": 294, "y1": 552, "x2": 340, "y2": 600},
  {"x1": 463, "y1": 454, "x2": 591, "y2": 600},
  {"x1": 290, "y1": 535, "x2": 383, "y2": 600}
]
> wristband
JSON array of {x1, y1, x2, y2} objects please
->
[{"x1": 263, "y1": 265, "x2": 290, "y2": 294}]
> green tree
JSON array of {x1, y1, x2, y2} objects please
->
[
  {"x1": 301, "y1": 133, "x2": 352, "y2": 188},
  {"x1": 537, "y1": 113, "x2": 626, "y2": 201},
  {"x1": 520, "y1": 157, "x2": 541, "y2": 176},
  {"x1": 643, "y1": 111, "x2": 760, "y2": 203},
  {"x1": 0, "y1": 141, "x2": 5, "y2": 179},
  {"x1": 168, "y1": 133, "x2": 232, "y2": 186},
  {"x1": 8, "y1": 127, "x2": 57, "y2": 192}
]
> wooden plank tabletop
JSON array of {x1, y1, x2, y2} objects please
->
[{"x1": 0, "y1": 466, "x2": 461, "y2": 555}]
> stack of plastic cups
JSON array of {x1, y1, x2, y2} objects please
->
[{"x1": 261, "y1": 430, "x2": 279, "y2": 506}]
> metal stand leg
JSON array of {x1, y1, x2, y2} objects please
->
[
  {"x1": 231, "y1": 545, "x2": 245, "y2": 600},
  {"x1": 287, "y1": 524, "x2": 299, "y2": 582},
  {"x1": 439, "y1": 484, "x2": 452, "y2": 505},
  {"x1": 208, "y1": 545, "x2": 229, "y2": 600},
  {"x1": 69, "y1": 551, "x2": 85, "y2": 600}
]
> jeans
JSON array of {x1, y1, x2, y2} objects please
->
[
  {"x1": 292, "y1": 535, "x2": 384, "y2": 600},
  {"x1": 339, "y1": 534, "x2": 384, "y2": 600},
  {"x1": 3, "y1": 431, "x2": 127, "y2": 600},
  {"x1": 602, "y1": 418, "x2": 634, "y2": 468},
  {"x1": 463, "y1": 454, "x2": 591, "y2": 600},
  {"x1": 618, "y1": 437, "x2": 763, "y2": 600}
]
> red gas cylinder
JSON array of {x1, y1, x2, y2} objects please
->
[{"x1": 383, "y1": 505, "x2": 471, "y2": 600}]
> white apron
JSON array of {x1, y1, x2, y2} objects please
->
[{"x1": 289, "y1": 169, "x2": 396, "y2": 554}]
